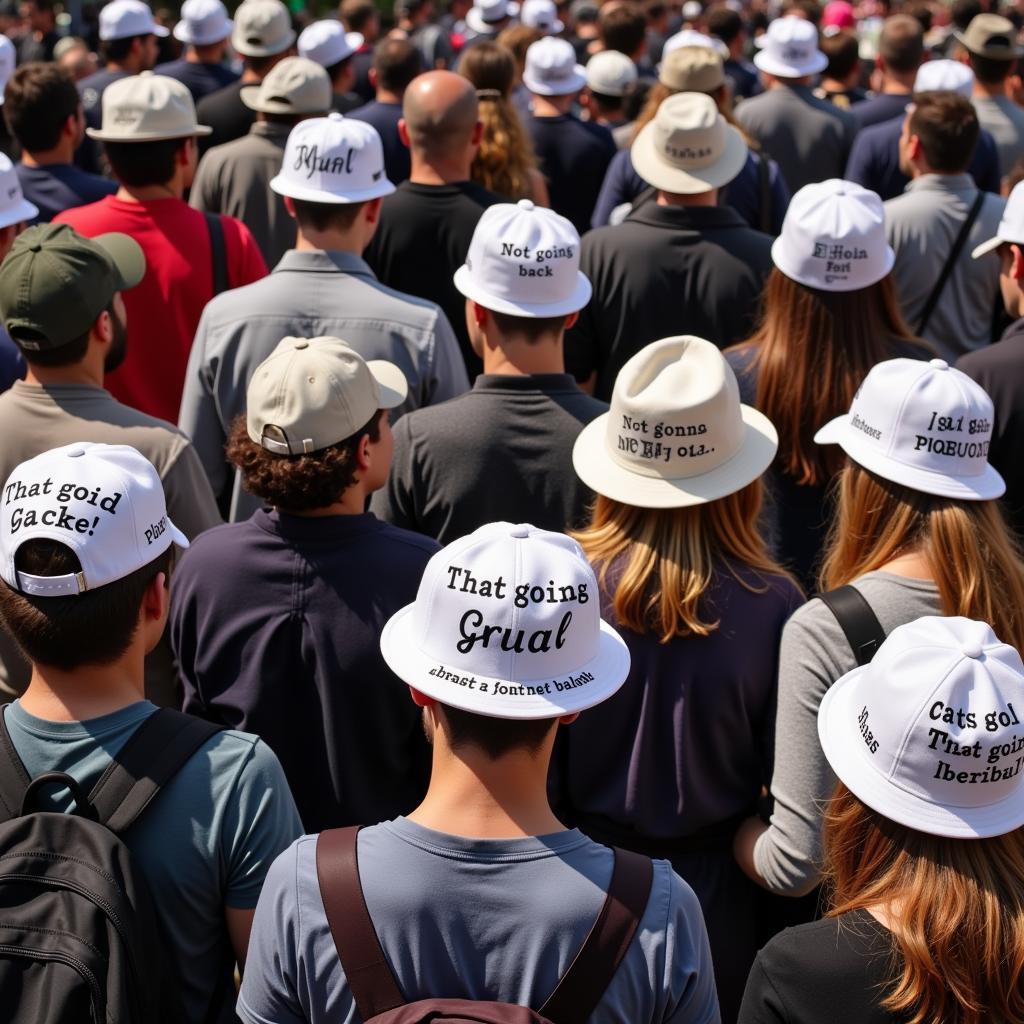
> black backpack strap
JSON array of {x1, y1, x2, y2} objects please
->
[
  {"x1": 203, "y1": 211, "x2": 229, "y2": 297},
  {"x1": 87, "y1": 708, "x2": 223, "y2": 835},
  {"x1": 816, "y1": 585, "x2": 886, "y2": 667},
  {"x1": 757, "y1": 152, "x2": 773, "y2": 234},
  {"x1": 917, "y1": 189, "x2": 986, "y2": 337},
  {"x1": 0, "y1": 704, "x2": 30, "y2": 822}
]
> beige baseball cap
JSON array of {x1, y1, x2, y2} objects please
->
[
  {"x1": 86, "y1": 71, "x2": 211, "y2": 142},
  {"x1": 659, "y1": 46, "x2": 726, "y2": 93},
  {"x1": 246, "y1": 337, "x2": 408, "y2": 455},
  {"x1": 241, "y1": 57, "x2": 332, "y2": 115},
  {"x1": 232, "y1": 0, "x2": 296, "y2": 58}
]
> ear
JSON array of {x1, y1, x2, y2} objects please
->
[
  {"x1": 355, "y1": 426, "x2": 374, "y2": 473},
  {"x1": 369, "y1": 66, "x2": 378, "y2": 89},
  {"x1": 472, "y1": 301, "x2": 488, "y2": 327},
  {"x1": 176, "y1": 138, "x2": 192, "y2": 166},
  {"x1": 363, "y1": 196, "x2": 383, "y2": 225},
  {"x1": 470, "y1": 118, "x2": 484, "y2": 146},
  {"x1": 140, "y1": 571, "x2": 169, "y2": 625},
  {"x1": 564, "y1": 310, "x2": 579, "y2": 330},
  {"x1": 558, "y1": 712, "x2": 580, "y2": 726},
  {"x1": 283, "y1": 194, "x2": 297, "y2": 219},
  {"x1": 91, "y1": 306, "x2": 114, "y2": 346},
  {"x1": 62, "y1": 111, "x2": 78, "y2": 138},
  {"x1": 1011, "y1": 243, "x2": 1024, "y2": 281},
  {"x1": 398, "y1": 116, "x2": 411, "y2": 148},
  {"x1": 409, "y1": 686, "x2": 437, "y2": 708}
]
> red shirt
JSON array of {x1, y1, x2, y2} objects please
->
[{"x1": 56, "y1": 195, "x2": 267, "y2": 423}]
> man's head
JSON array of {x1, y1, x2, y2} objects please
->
[
  {"x1": 523, "y1": 36, "x2": 586, "y2": 105},
  {"x1": 400, "y1": 70, "x2": 481, "y2": 172},
  {"x1": 5, "y1": 63, "x2": 85, "y2": 159},
  {"x1": 20, "y1": 0, "x2": 54, "y2": 33},
  {"x1": 877, "y1": 13, "x2": 924, "y2": 80},
  {"x1": 972, "y1": 180, "x2": 1024, "y2": 317},
  {"x1": 172, "y1": 0, "x2": 233, "y2": 59},
  {"x1": 465, "y1": 0, "x2": 516, "y2": 36},
  {"x1": 752, "y1": 14, "x2": 828, "y2": 84},
  {"x1": 370, "y1": 37, "x2": 422, "y2": 97},
  {"x1": 959, "y1": 13, "x2": 1021, "y2": 85},
  {"x1": 396, "y1": 0, "x2": 434, "y2": 28},
  {"x1": 819, "y1": 29, "x2": 860, "y2": 87},
  {"x1": 241, "y1": 56, "x2": 332, "y2": 124},
  {"x1": 899, "y1": 90, "x2": 979, "y2": 178},
  {"x1": 0, "y1": 443, "x2": 187, "y2": 672},
  {"x1": 298, "y1": 20, "x2": 364, "y2": 93},
  {"x1": 599, "y1": 2, "x2": 647, "y2": 59},
  {"x1": 232, "y1": 0, "x2": 297, "y2": 74},
  {"x1": 98, "y1": 0, "x2": 169, "y2": 72},
  {"x1": 706, "y1": 5, "x2": 744, "y2": 58},
  {"x1": 340, "y1": 0, "x2": 380, "y2": 43},
  {"x1": 54, "y1": 36, "x2": 97, "y2": 80},
  {"x1": 583, "y1": 49, "x2": 638, "y2": 119}
]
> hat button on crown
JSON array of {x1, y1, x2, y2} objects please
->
[
  {"x1": 67, "y1": 449, "x2": 85, "y2": 458},
  {"x1": 328, "y1": 111, "x2": 344, "y2": 121},
  {"x1": 508, "y1": 524, "x2": 531, "y2": 538},
  {"x1": 517, "y1": 199, "x2": 535, "y2": 212},
  {"x1": 293, "y1": 339, "x2": 309, "y2": 349},
  {"x1": 962, "y1": 641, "x2": 984, "y2": 659},
  {"x1": 930, "y1": 358, "x2": 949, "y2": 370}
]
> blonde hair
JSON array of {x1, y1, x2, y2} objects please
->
[
  {"x1": 571, "y1": 486, "x2": 795, "y2": 642},
  {"x1": 824, "y1": 782, "x2": 1024, "y2": 1024},
  {"x1": 821, "y1": 462, "x2": 1024, "y2": 654}
]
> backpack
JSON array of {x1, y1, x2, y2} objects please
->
[
  {"x1": 816, "y1": 584, "x2": 887, "y2": 667},
  {"x1": 0, "y1": 706, "x2": 223, "y2": 1024},
  {"x1": 316, "y1": 825, "x2": 654, "y2": 1024}
]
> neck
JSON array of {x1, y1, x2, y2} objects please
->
[
  {"x1": 974, "y1": 79, "x2": 1004, "y2": 99},
  {"x1": 21, "y1": 139, "x2": 75, "y2": 167},
  {"x1": 19, "y1": 654, "x2": 145, "y2": 723},
  {"x1": 481, "y1": 334, "x2": 565, "y2": 375},
  {"x1": 189, "y1": 43, "x2": 223, "y2": 64},
  {"x1": 294, "y1": 228, "x2": 363, "y2": 255},
  {"x1": 280, "y1": 483, "x2": 368, "y2": 517},
  {"x1": 116, "y1": 181, "x2": 182, "y2": 201},
  {"x1": 531, "y1": 94, "x2": 572, "y2": 117},
  {"x1": 658, "y1": 188, "x2": 717, "y2": 207},
  {"x1": 880, "y1": 72, "x2": 914, "y2": 95},
  {"x1": 877, "y1": 547, "x2": 934, "y2": 581},
  {"x1": 410, "y1": 150, "x2": 471, "y2": 185},
  {"x1": 820, "y1": 76, "x2": 849, "y2": 92},
  {"x1": 770, "y1": 75, "x2": 809, "y2": 89},
  {"x1": 375, "y1": 88, "x2": 402, "y2": 104},
  {"x1": 24, "y1": 356, "x2": 103, "y2": 390},
  {"x1": 241, "y1": 66, "x2": 263, "y2": 84}
]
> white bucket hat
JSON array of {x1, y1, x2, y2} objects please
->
[
  {"x1": 380, "y1": 522, "x2": 631, "y2": 720},
  {"x1": 814, "y1": 357, "x2": 1005, "y2": 501},
  {"x1": 241, "y1": 57, "x2": 332, "y2": 115},
  {"x1": 572, "y1": 336, "x2": 778, "y2": 508},
  {"x1": 631, "y1": 92, "x2": 747, "y2": 195},
  {"x1": 99, "y1": 0, "x2": 170, "y2": 42},
  {"x1": 819, "y1": 615, "x2": 1024, "y2": 839},
  {"x1": 231, "y1": 0, "x2": 296, "y2": 58},
  {"x1": 914, "y1": 58, "x2": 975, "y2": 98},
  {"x1": 772, "y1": 179, "x2": 895, "y2": 292},
  {"x1": 298, "y1": 20, "x2": 364, "y2": 68},
  {"x1": 973, "y1": 178, "x2": 1024, "y2": 259},
  {"x1": 661, "y1": 29, "x2": 729, "y2": 60},
  {"x1": 0, "y1": 36, "x2": 15, "y2": 106},
  {"x1": 0, "y1": 154, "x2": 38, "y2": 228},
  {"x1": 521, "y1": 0, "x2": 563, "y2": 35},
  {"x1": 454, "y1": 199, "x2": 592, "y2": 318},
  {"x1": 753, "y1": 16, "x2": 828, "y2": 77},
  {"x1": 523, "y1": 37, "x2": 587, "y2": 96},
  {"x1": 466, "y1": 0, "x2": 520, "y2": 34},
  {"x1": 270, "y1": 112, "x2": 395, "y2": 203},
  {"x1": 173, "y1": 0, "x2": 232, "y2": 46},
  {"x1": 86, "y1": 71, "x2": 212, "y2": 142},
  {"x1": 585, "y1": 50, "x2": 638, "y2": 97}
]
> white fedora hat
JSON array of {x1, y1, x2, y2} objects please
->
[
  {"x1": 298, "y1": 20, "x2": 364, "y2": 68},
  {"x1": 86, "y1": 72, "x2": 212, "y2": 142},
  {"x1": 465, "y1": 0, "x2": 520, "y2": 34},
  {"x1": 573, "y1": 336, "x2": 778, "y2": 508},
  {"x1": 522, "y1": 37, "x2": 587, "y2": 95},
  {"x1": 753, "y1": 16, "x2": 828, "y2": 77}
]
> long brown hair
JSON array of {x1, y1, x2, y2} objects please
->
[
  {"x1": 729, "y1": 269, "x2": 928, "y2": 486},
  {"x1": 820, "y1": 462, "x2": 1024, "y2": 653},
  {"x1": 824, "y1": 782, "x2": 1024, "y2": 1024},
  {"x1": 571, "y1": 484, "x2": 795, "y2": 642}
]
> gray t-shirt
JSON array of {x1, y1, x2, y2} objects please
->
[
  {"x1": 238, "y1": 818, "x2": 721, "y2": 1024},
  {"x1": 973, "y1": 95, "x2": 1024, "y2": 182},
  {"x1": 753, "y1": 572, "x2": 941, "y2": 895}
]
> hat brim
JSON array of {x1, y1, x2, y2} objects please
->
[
  {"x1": 269, "y1": 173, "x2": 396, "y2": 203},
  {"x1": 174, "y1": 19, "x2": 233, "y2": 44},
  {"x1": 528, "y1": 18, "x2": 565, "y2": 33},
  {"x1": 453, "y1": 263, "x2": 593, "y2": 317},
  {"x1": 818, "y1": 661, "x2": 1024, "y2": 838},
  {"x1": 753, "y1": 47, "x2": 828, "y2": 77},
  {"x1": 87, "y1": 124, "x2": 213, "y2": 141},
  {"x1": 95, "y1": 232, "x2": 146, "y2": 290},
  {"x1": 972, "y1": 234, "x2": 1006, "y2": 259},
  {"x1": 522, "y1": 65, "x2": 587, "y2": 95},
  {"x1": 240, "y1": 84, "x2": 329, "y2": 115},
  {"x1": 572, "y1": 403, "x2": 778, "y2": 508},
  {"x1": 0, "y1": 197, "x2": 39, "y2": 229},
  {"x1": 231, "y1": 27, "x2": 296, "y2": 57},
  {"x1": 100, "y1": 23, "x2": 170, "y2": 41},
  {"x1": 953, "y1": 29, "x2": 1023, "y2": 60},
  {"x1": 771, "y1": 235, "x2": 897, "y2": 292},
  {"x1": 814, "y1": 414, "x2": 1007, "y2": 500},
  {"x1": 379, "y1": 603, "x2": 631, "y2": 720},
  {"x1": 368, "y1": 359, "x2": 408, "y2": 409},
  {"x1": 465, "y1": 7, "x2": 514, "y2": 32},
  {"x1": 631, "y1": 120, "x2": 747, "y2": 194}
]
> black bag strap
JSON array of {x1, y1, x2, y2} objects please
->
[
  {"x1": 816, "y1": 585, "x2": 886, "y2": 667},
  {"x1": 316, "y1": 826, "x2": 653, "y2": 1024},
  {"x1": 0, "y1": 704, "x2": 30, "y2": 822},
  {"x1": 203, "y1": 211, "x2": 229, "y2": 297},
  {"x1": 916, "y1": 189, "x2": 985, "y2": 336}
]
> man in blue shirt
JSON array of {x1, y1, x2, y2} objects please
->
[
  {"x1": 850, "y1": 14, "x2": 924, "y2": 130},
  {"x1": 155, "y1": 0, "x2": 239, "y2": 103}
]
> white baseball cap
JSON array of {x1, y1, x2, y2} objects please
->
[
  {"x1": 173, "y1": 0, "x2": 232, "y2": 46},
  {"x1": 99, "y1": 0, "x2": 170, "y2": 42},
  {"x1": 521, "y1": 0, "x2": 563, "y2": 35},
  {"x1": 753, "y1": 16, "x2": 828, "y2": 78},
  {"x1": 573, "y1": 336, "x2": 778, "y2": 508},
  {"x1": 270, "y1": 112, "x2": 395, "y2": 203},
  {"x1": 231, "y1": 0, "x2": 296, "y2": 58},
  {"x1": 973, "y1": 179, "x2": 1024, "y2": 259},
  {"x1": 87, "y1": 71, "x2": 212, "y2": 142},
  {"x1": 585, "y1": 50, "x2": 638, "y2": 97},
  {"x1": 771, "y1": 179, "x2": 895, "y2": 292},
  {"x1": 819, "y1": 616, "x2": 1024, "y2": 839},
  {"x1": 379, "y1": 522, "x2": 631, "y2": 720},
  {"x1": 241, "y1": 57, "x2": 332, "y2": 115},
  {"x1": 0, "y1": 154, "x2": 38, "y2": 229},
  {"x1": 914, "y1": 58, "x2": 975, "y2": 98},
  {"x1": 454, "y1": 199, "x2": 592, "y2": 318},
  {"x1": 0, "y1": 36, "x2": 15, "y2": 106},
  {"x1": 523, "y1": 37, "x2": 587, "y2": 96},
  {"x1": 661, "y1": 29, "x2": 729, "y2": 60},
  {"x1": 631, "y1": 92, "x2": 747, "y2": 195},
  {"x1": 0, "y1": 443, "x2": 188, "y2": 597},
  {"x1": 465, "y1": 0, "x2": 520, "y2": 34},
  {"x1": 247, "y1": 336, "x2": 407, "y2": 455},
  {"x1": 298, "y1": 20, "x2": 364, "y2": 68},
  {"x1": 814, "y1": 357, "x2": 1005, "y2": 501}
]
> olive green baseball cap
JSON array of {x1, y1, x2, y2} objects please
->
[{"x1": 0, "y1": 223, "x2": 145, "y2": 351}]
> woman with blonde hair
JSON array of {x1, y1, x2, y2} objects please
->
[
  {"x1": 458, "y1": 41, "x2": 549, "y2": 204},
  {"x1": 740, "y1": 615, "x2": 1024, "y2": 1024},
  {"x1": 562, "y1": 335, "x2": 803, "y2": 1024},
  {"x1": 734, "y1": 356, "x2": 1024, "y2": 908}
]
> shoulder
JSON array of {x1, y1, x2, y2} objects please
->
[
  {"x1": 371, "y1": 516, "x2": 442, "y2": 558},
  {"x1": 52, "y1": 196, "x2": 108, "y2": 228},
  {"x1": 177, "y1": 519, "x2": 254, "y2": 568},
  {"x1": 958, "y1": 331, "x2": 1024, "y2": 380}
]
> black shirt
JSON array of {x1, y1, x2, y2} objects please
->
[
  {"x1": 567, "y1": 204, "x2": 773, "y2": 400},
  {"x1": 526, "y1": 112, "x2": 616, "y2": 235},
  {"x1": 196, "y1": 80, "x2": 254, "y2": 155},
  {"x1": 155, "y1": 58, "x2": 240, "y2": 103},
  {"x1": 364, "y1": 180, "x2": 502, "y2": 378},
  {"x1": 348, "y1": 100, "x2": 410, "y2": 184},
  {"x1": 371, "y1": 373, "x2": 608, "y2": 544}
]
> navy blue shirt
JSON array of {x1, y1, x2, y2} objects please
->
[
  {"x1": 155, "y1": 58, "x2": 240, "y2": 103},
  {"x1": 850, "y1": 90, "x2": 912, "y2": 130},
  {"x1": 725, "y1": 57, "x2": 762, "y2": 100},
  {"x1": 0, "y1": 328, "x2": 24, "y2": 395},
  {"x1": 348, "y1": 100, "x2": 410, "y2": 185},
  {"x1": 78, "y1": 68, "x2": 129, "y2": 130},
  {"x1": 169, "y1": 508, "x2": 437, "y2": 832},
  {"x1": 15, "y1": 162, "x2": 116, "y2": 224}
]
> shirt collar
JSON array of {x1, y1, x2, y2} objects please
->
[
  {"x1": 472, "y1": 373, "x2": 582, "y2": 393},
  {"x1": 254, "y1": 507, "x2": 385, "y2": 541},
  {"x1": 626, "y1": 203, "x2": 750, "y2": 231},
  {"x1": 905, "y1": 173, "x2": 977, "y2": 194},
  {"x1": 271, "y1": 249, "x2": 377, "y2": 277},
  {"x1": 250, "y1": 121, "x2": 292, "y2": 142}
]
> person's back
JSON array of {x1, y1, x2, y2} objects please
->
[{"x1": 155, "y1": 0, "x2": 239, "y2": 102}]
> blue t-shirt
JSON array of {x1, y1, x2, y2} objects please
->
[
  {"x1": 78, "y1": 68, "x2": 129, "y2": 129},
  {"x1": 238, "y1": 818, "x2": 721, "y2": 1024},
  {"x1": 0, "y1": 327, "x2": 24, "y2": 393},
  {"x1": 155, "y1": 58, "x2": 240, "y2": 102},
  {"x1": 850, "y1": 91, "x2": 911, "y2": 130},
  {"x1": 4, "y1": 700, "x2": 303, "y2": 1024},
  {"x1": 15, "y1": 162, "x2": 117, "y2": 224},
  {"x1": 348, "y1": 100, "x2": 410, "y2": 185}
]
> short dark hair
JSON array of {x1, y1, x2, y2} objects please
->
[
  {"x1": 324, "y1": 53, "x2": 354, "y2": 84},
  {"x1": 952, "y1": 0, "x2": 982, "y2": 32},
  {"x1": 599, "y1": 3, "x2": 646, "y2": 56},
  {"x1": 820, "y1": 30, "x2": 860, "y2": 81},
  {"x1": 11, "y1": 299, "x2": 113, "y2": 367},
  {"x1": 0, "y1": 541, "x2": 172, "y2": 670},
  {"x1": 4, "y1": 62, "x2": 80, "y2": 153},
  {"x1": 341, "y1": 0, "x2": 377, "y2": 33},
  {"x1": 102, "y1": 32, "x2": 151, "y2": 64},
  {"x1": 373, "y1": 37, "x2": 422, "y2": 92},
  {"x1": 290, "y1": 197, "x2": 367, "y2": 232},
  {"x1": 878, "y1": 13, "x2": 924, "y2": 72},
  {"x1": 706, "y1": 5, "x2": 743, "y2": 44},
  {"x1": 969, "y1": 50, "x2": 1015, "y2": 85},
  {"x1": 908, "y1": 91, "x2": 979, "y2": 173},
  {"x1": 437, "y1": 703, "x2": 557, "y2": 758},
  {"x1": 588, "y1": 88, "x2": 624, "y2": 112},
  {"x1": 245, "y1": 52, "x2": 285, "y2": 76},
  {"x1": 781, "y1": 0, "x2": 821, "y2": 25},
  {"x1": 103, "y1": 137, "x2": 188, "y2": 187},
  {"x1": 488, "y1": 310, "x2": 570, "y2": 340},
  {"x1": 226, "y1": 411, "x2": 382, "y2": 510}
]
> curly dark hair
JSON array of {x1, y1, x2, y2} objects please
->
[{"x1": 226, "y1": 412, "x2": 382, "y2": 511}]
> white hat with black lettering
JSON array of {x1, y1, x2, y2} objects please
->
[
  {"x1": 298, "y1": 19, "x2": 364, "y2": 68},
  {"x1": 771, "y1": 179, "x2": 895, "y2": 291},
  {"x1": 270, "y1": 112, "x2": 395, "y2": 203},
  {"x1": 380, "y1": 521, "x2": 631, "y2": 719},
  {"x1": 819, "y1": 615, "x2": 1024, "y2": 838},
  {"x1": 523, "y1": 37, "x2": 587, "y2": 95},
  {"x1": 573, "y1": 336, "x2": 777, "y2": 507},
  {"x1": 972, "y1": 178, "x2": 1024, "y2": 259},
  {"x1": 454, "y1": 199, "x2": 592, "y2": 317},
  {"x1": 0, "y1": 443, "x2": 188, "y2": 597},
  {"x1": 753, "y1": 15, "x2": 828, "y2": 77},
  {"x1": 99, "y1": 0, "x2": 170, "y2": 41},
  {"x1": 173, "y1": 0, "x2": 232, "y2": 46},
  {"x1": 815, "y1": 357, "x2": 1005, "y2": 500}
]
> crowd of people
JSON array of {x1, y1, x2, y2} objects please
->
[{"x1": 0, "y1": 0, "x2": 1022, "y2": 1022}]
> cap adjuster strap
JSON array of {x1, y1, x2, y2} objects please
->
[
  {"x1": 16, "y1": 570, "x2": 88, "y2": 596},
  {"x1": 259, "y1": 432, "x2": 317, "y2": 455}
]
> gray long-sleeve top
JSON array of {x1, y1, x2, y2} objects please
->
[{"x1": 754, "y1": 571, "x2": 940, "y2": 895}]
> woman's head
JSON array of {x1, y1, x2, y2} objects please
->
[{"x1": 459, "y1": 39, "x2": 516, "y2": 95}]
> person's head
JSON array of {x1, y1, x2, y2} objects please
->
[
  {"x1": 520, "y1": 0, "x2": 564, "y2": 36},
  {"x1": 960, "y1": 13, "x2": 1020, "y2": 85},
  {"x1": 583, "y1": 49, "x2": 638, "y2": 118},
  {"x1": 496, "y1": 23, "x2": 542, "y2": 81},
  {"x1": 341, "y1": 0, "x2": 379, "y2": 43},
  {"x1": 876, "y1": 13, "x2": 924, "y2": 81},
  {"x1": 465, "y1": 0, "x2": 516, "y2": 35},
  {"x1": 4, "y1": 62, "x2": 84, "y2": 159},
  {"x1": 706, "y1": 4, "x2": 744, "y2": 57},
  {"x1": 818, "y1": 616, "x2": 1024, "y2": 1024},
  {"x1": 753, "y1": 15, "x2": 827, "y2": 85},
  {"x1": 172, "y1": 0, "x2": 233, "y2": 60},
  {"x1": 0, "y1": 444, "x2": 187, "y2": 674},
  {"x1": 973, "y1": 179, "x2": 1024, "y2": 317},
  {"x1": 231, "y1": 0, "x2": 297, "y2": 68},
  {"x1": 630, "y1": 45, "x2": 726, "y2": 140},
  {"x1": 400, "y1": 70, "x2": 482, "y2": 173},
  {"x1": 20, "y1": 0, "x2": 53, "y2": 33},
  {"x1": 899, "y1": 90, "x2": 979, "y2": 178},
  {"x1": 819, "y1": 29, "x2": 860, "y2": 88},
  {"x1": 298, "y1": 20, "x2": 363, "y2": 92},
  {"x1": 54, "y1": 37, "x2": 96, "y2": 81},
  {"x1": 229, "y1": 335, "x2": 406, "y2": 511},
  {"x1": 951, "y1": 0, "x2": 983, "y2": 34},
  {"x1": 522, "y1": 36, "x2": 587, "y2": 106},
  {"x1": 370, "y1": 36, "x2": 422, "y2": 97},
  {"x1": 599, "y1": 2, "x2": 647, "y2": 58},
  {"x1": 240, "y1": 56, "x2": 332, "y2": 123},
  {"x1": 98, "y1": 0, "x2": 170, "y2": 71},
  {"x1": 396, "y1": 0, "x2": 434, "y2": 28}
]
